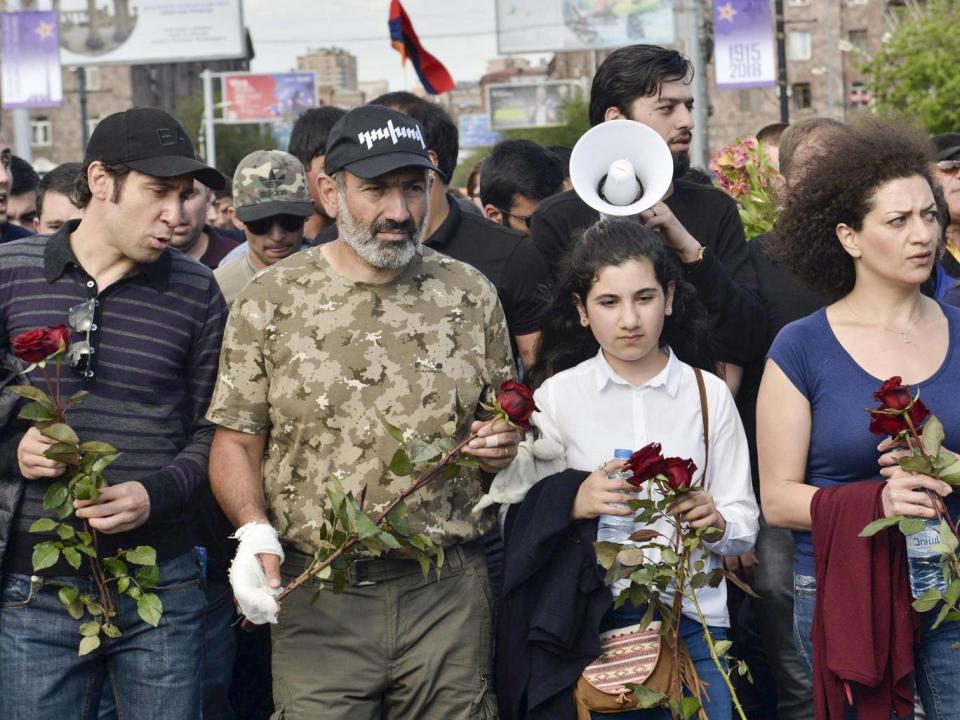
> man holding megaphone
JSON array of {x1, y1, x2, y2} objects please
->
[{"x1": 532, "y1": 44, "x2": 765, "y2": 381}]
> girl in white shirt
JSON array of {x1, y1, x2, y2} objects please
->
[{"x1": 528, "y1": 219, "x2": 759, "y2": 719}]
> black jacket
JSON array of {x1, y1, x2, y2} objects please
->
[
  {"x1": 496, "y1": 469, "x2": 612, "y2": 720},
  {"x1": 0, "y1": 354, "x2": 28, "y2": 572}
]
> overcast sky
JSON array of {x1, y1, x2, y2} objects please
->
[{"x1": 244, "y1": 0, "x2": 519, "y2": 90}]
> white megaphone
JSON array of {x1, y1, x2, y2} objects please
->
[{"x1": 570, "y1": 119, "x2": 673, "y2": 217}]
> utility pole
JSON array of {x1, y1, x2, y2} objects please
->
[
  {"x1": 76, "y1": 67, "x2": 89, "y2": 149},
  {"x1": 775, "y1": 0, "x2": 789, "y2": 123}
]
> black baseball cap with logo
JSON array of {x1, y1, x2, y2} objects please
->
[
  {"x1": 933, "y1": 132, "x2": 960, "y2": 161},
  {"x1": 323, "y1": 105, "x2": 440, "y2": 179},
  {"x1": 83, "y1": 107, "x2": 225, "y2": 190}
]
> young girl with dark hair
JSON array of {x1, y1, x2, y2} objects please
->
[{"x1": 504, "y1": 219, "x2": 758, "y2": 719}]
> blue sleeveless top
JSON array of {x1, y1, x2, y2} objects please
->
[{"x1": 767, "y1": 302, "x2": 960, "y2": 576}]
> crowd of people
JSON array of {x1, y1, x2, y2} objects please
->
[{"x1": 0, "y1": 41, "x2": 958, "y2": 720}]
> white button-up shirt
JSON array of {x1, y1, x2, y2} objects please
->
[{"x1": 532, "y1": 348, "x2": 759, "y2": 627}]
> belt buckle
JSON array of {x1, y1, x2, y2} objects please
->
[{"x1": 347, "y1": 559, "x2": 378, "y2": 587}]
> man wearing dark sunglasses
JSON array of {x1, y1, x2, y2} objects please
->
[
  {"x1": 213, "y1": 150, "x2": 312, "y2": 304},
  {"x1": 0, "y1": 108, "x2": 227, "y2": 720},
  {"x1": 933, "y1": 133, "x2": 960, "y2": 280}
]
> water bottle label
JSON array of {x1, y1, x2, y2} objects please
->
[{"x1": 906, "y1": 526, "x2": 942, "y2": 558}]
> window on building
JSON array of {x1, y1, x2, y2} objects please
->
[
  {"x1": 84, "y1": 66, "x2": 100, "y2": 91},
  {"x1": 738, "y1": 89, "x2": 763, "y2": 113},
  {"x1": 848, "y1": 29, "x2": 868, "y2": 54},
  {"x1": 31, "y1": 118, "x2": 52, "y2": 147},
  {"x1": 791, "y1": 83, "x2": 812, "y2": 110},
  {"x1": 787, "y1": 31, "x2": 813, "y2": 61}
]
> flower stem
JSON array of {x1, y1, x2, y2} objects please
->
[
  {"x1": 37, "y1": 365, "x2": 64, "y2": 422},
  {"x1": 686, "y1": 583, "x2": 748, "y2": 720},
  {"x1": 902, "y1": 414, "x2": 960, "y2": 544},
  {"x1": 274, "y1": 430, "x2": 482, "y2": 604}
]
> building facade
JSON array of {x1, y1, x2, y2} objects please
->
[{"x1": 706, "y1": 0, "x2": 898, "y2": 153}]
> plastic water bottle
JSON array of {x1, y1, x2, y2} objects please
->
[
  {"x1": 596, "y1": 449, "x2": 637, "y2": 544},
  {"x1": 905, "y1": 519, "x2": 947, "y2": 598}
]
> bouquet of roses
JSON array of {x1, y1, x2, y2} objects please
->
[
  {"x1": 594, "y1": 442, "x2": 753, "y2": 720},
  {"x1": 710, "y1": 137, "x2": 779, "y2": 239},
  {"x1": 6, "y1": 326, "x2": 162, "y2": 655},
  {"x1": 860, "y1": 377, "x2": 960, "y2": 626},
  {"x1": 271, "y1": 380, "x2": 535, "y2": 605}
]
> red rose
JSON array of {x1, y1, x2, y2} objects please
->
[
  {"x1": 12, "y1": 329, "x2": 49, "y2": 363},
  {"x1": 868, "y1": 399, "x2": 930, "y2": 437},
  {"x1": 44, "y1": 325, "x2": 70, "y2": 355},
  {"x1": 625, "y1": 442, "x2": 667, "y2": 488},
  {"x1": 663, "y1": 457, "x2": 697, "y2": 491},
  {"x1": 497, "y1": 380, "x2": 538, "y2": 429},
  {"x1": 873, "y1": 377, "x2": 913, "y2": 411}
]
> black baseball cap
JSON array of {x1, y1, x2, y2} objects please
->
[
  {"x1": 83, "y1": 107, "x2": 225, "y2": 190},
  {"x1": 933, "y1": 132, "x2": 960, "y2": 161},
  {"x1": 323, "y1": 105, "x2": 440, "y2": 179}
]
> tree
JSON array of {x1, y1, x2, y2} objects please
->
[{"x1": 864, "y1": 0, "x2": 960, "y2": 134}]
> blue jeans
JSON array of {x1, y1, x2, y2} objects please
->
[
  {"x1": 98, "y1": 555, "x2": 237, "y2": 720},
  {"x1": 0, "y1": 550, "x2": 205, "y2": 720},
  {"x1": 794, "y1": 573, "x2": 960, "y2": 720},
  {"x1": 590, "y1": 602, "x2": 731, "y2": 720}
]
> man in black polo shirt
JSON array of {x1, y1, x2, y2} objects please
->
[
  {"x1": 0, "y1": 134, "x2": 33, "y2": 243},
  {"x1": 322, "y1": 92, "x2": 550, "y2": 372},
  {"x1": 0, "y1": 108, "x2": 227, "y2": 719},
  {"x1": 531, "y1": 44, "x2": 765, "y2": 374}
]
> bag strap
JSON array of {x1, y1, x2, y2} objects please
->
[{"x1": 693, "y1": 368, "x2": 709, "y2": 480}]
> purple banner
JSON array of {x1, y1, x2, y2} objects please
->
[
  {"x1": 713, "y1": 0, "x2": 776, "y2": 90},
  {"x1": 2, "y1": 11, "x2": 63, "y2": 109}
]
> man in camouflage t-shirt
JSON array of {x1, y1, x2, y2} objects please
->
[{"x1": 207, "y1": 105, "x2": 520, "y2": 719}]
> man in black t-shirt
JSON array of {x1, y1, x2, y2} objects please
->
[
  {"x1": 531, "y1": 44, "x2": 764, "y2": 371},
  {"x1": 363, "y1": 92, "x2": 550, "y2": 372}
]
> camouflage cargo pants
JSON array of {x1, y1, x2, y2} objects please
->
[{"x1": 270, "y1": 541, "x2": 498, "y2": 720}]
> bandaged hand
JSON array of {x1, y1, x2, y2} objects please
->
[{"x1": 229, "y1": 522, "x2": 284, "y2": 625}]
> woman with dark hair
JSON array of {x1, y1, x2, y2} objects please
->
[
  {"x1": 758, "y1": 118, "x2": 960, "y2": 718},
  {"x1": 500, "y1": 219, "x2": 757, "y2": 719}
]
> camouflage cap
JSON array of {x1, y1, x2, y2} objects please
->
[{"x1": 232, "y1": 149, "x2": 313, "y2": 222}]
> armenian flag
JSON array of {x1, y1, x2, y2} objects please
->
[{"x1": 388, "y1": 0, "x2": 455, "y2": 95}]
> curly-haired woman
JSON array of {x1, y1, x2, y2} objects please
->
[{"x1": 757, "y1": 118, "x2": 960, "y2": 718}]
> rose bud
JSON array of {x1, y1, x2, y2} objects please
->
[
  {"x1": 663, "y1": 457, "x2": 697, "y2": 491},
  {"x1": 11, "y1": 328, "x2": 54, "y2": 363},
  {"x1": 868, "y1": 409, "x2": 904, "y2": 437},
  {"x1": 497, "y1": 380, "x2": 538, "y2": 429},
  {"x1": 625, "y1": 442, "x2": 667, "y2": 488},
  {"x1": 44, "y1": 325, "x2": 70, "y2": 355},
  {"x1": 873, "y1": 377, "x2": 913, "y2": 411}
]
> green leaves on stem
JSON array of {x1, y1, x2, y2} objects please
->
[{"x1": 9, "y1": 376, "x2": 163, "y2": 654}]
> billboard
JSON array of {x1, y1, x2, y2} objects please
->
[
  {"x1": 1, "y1": 11, "x2": 63, "y2": 109},
  {"x1": 713, "y1": 0, "x2": 776, "y2": 89},
  {"x1": 495, "y1": 0, "x2": 675, "y2": 54},
  {"x1": 222, "y1": 72, "x2": 316, "y2": 124},
  {"x1": 487, "y1": 81, "x2": 580, "y2": 131},
  {"x1": 32, "y1": 0, "x2": 244, "y2": 66},
  {"x1": 459, "y1": 113, "x2": 500, "y2": 149}
]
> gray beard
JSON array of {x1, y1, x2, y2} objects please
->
[{"x1": 337, "y1": 193, "x2": 423, "y2": 270}]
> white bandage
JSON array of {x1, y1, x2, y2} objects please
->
[{"x1": 229, "y1": 522, "x2": 285, "y2": 625}]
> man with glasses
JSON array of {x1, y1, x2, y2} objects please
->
[
  {"x1": 206, "y1": 105, "x2": 519, "y2": 719},
  {"x1": 213, "y1": 150, "x2": 312, "y2": 304},
  {"x1": 0, "y1": 107, "x2": 227, "y2": 719},
  {"x1": 480, "y1": 138, "x2": 564, "y2": 235},
  {"x1": 933, "y1": 133, "x2": 960, "y2": 279}
]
